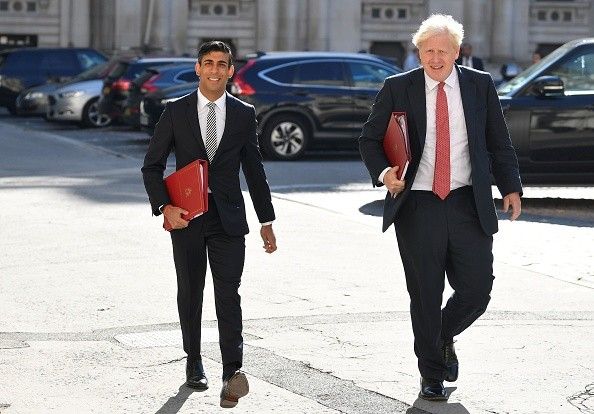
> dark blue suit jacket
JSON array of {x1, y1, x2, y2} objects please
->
[
  {"x1": 142, "y1": 91, "x2": 275, "y2": 236},
  {"x1": 359, "y1": 65, "x2": 522, "y2": 235}
]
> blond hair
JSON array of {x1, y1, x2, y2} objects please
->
[{"x1": 412, "y1": 14, "x2": 464, "y2": 49}]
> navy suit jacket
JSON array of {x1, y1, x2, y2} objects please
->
[
  {"x1": 359, "y1": 65, "x2": 522, "y2": 235},
  {"x1": 142, "y1": 91, "x2": 275, "y2": 236}
]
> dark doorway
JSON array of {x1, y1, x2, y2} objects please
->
[{"x1": 370, "y1": 41, "x2": 405, "y2": 68}]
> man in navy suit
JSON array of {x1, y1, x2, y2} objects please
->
[
  {"x1": 142, "y1": 41, "x2": 277, "y2": 408},
  {"x1": 359, "y1": 15, "x2": 521, "y2": 401},
  {"x1": 456, "y1": 42, "x2": 485, "y2": 71}
]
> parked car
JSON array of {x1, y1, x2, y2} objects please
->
[
  {"x1": 139, "y1": 82, "x2": 198, "y2": 134},
  {"x1": 97, "y1": 56, "x2": 195, "y2": 123},
  {"x1": 120, "y1": 62, "x2": 197, "y2": 128},
  {"x1": 0, "y1": 47, "x2": 106, "y2": 114},
  {"x1": 497, "y1": 38, "x2": 594, "y2": 183},
  {"x1": 230, "y1": 52, "x2": 401, "y2": 160},
  {"x1": 15, "y1": 60, "x2": 114, "y2": 117},
  {"x1": 46, "y1": 79, "x2": 111, "y2": 128}
]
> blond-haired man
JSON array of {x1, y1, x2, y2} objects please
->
[{"x1": 359, "y1": 14, "x2": 522, "y2": 400}]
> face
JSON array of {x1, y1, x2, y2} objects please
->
[
  {"x1": 195, "y1": 51, "x2": 234, "y2": 100},
  {"x1": 418, "y1": 33, "x2": 459, "y2": 82}
]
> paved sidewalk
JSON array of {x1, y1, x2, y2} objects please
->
[{"x1": 1, "y1": 121, "x2": 593, "y2": 413}]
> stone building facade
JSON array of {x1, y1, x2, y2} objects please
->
[{"x1": 1, "y1": 0, "x2": 593, "y2": 67}]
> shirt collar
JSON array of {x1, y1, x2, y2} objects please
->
[
  {"x1": 424, "y1": 67, "x2": 458, "y2": 91},
  {"x1": 197, "y1": 88, "x2": 227, "y2": 111}
]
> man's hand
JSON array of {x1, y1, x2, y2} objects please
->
[
  {"x1": 502, "y1": 192, "x2": 522, "y2": 221},
  {"x1": 163, "y1": 204, "x2": 189, "y2": 229},
  {"x1": 384, "y1": 166, "x2": 405, "y2": 197},
  {"x1": 260, "y1": 224, "x2": 277, "y2": 253}
]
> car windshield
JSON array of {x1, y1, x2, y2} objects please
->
[
  {"x1": 497, "y1": 43, "x2": 573, "y2": 95},
  {"x1": 70, "y1": 61, "x2": 112, "y2": 82}
]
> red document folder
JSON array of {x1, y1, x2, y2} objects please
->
[
  {"x1": 383, "y1": 112, "x2": 411, "y2": 180},
  {"x1": 162, "y1": 159, "x2": 208, "y2": 231}
]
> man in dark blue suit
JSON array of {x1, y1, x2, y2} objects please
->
[
  {"x1": 359, "y1": 15, "x2": 522, "y2": 401},
  {"x1": 142, "y1": 41, "x2": 277, "y2": 408},
  {"x1": 456, "y1": 42, "x2": 485, "y2": 71}
]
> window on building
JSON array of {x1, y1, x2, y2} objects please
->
[
  {"x1": 384, "y1": 8, "x2": 393, "y2": 19},
  {"x1": 12, "y1": 1, "x2": 23, "y2": 11},
  {"x1": 200, "y1": 5, "x2": 209, "y2": 14},
  {"x1": 563, "y1": 11, "x2": 572, "y2": 21},
  {"x1": 228, "y1": 4, "x2": 236, "y2": 15},
  {"x1": 0, "y1": 1, "x2": 8, "y2": 11},
  {"x1": 398, "y1": 8, "x2": 406, "y2": 19},
  {"x1": 26, "y1": 1, "x2": 35, "y2": 12},
  {"x1": 213, "y1": 4, "x2": 223, "y2": 15},
  {"x1": 537, "y1": 10, "x2": 547, "y2": 20},
  {"x1": 371, "y1": 8, "x2": 380, "y2": 18}
]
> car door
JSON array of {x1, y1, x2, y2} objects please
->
[
  {"x1": 291, "y1": 60, "x2": 352, "y2": 131},
  {"x1": 527, "y1": 46, "x2": 594, "y2": 173},
  {"x1": 346, "y1": 61, "x2": 398, "y2": 130}
]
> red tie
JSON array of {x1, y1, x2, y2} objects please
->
[{"x1": 433, "y1": 82, "x2": 450, "y2": 200}]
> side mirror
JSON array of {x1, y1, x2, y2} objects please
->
[{"x1": 532, "y1": 75, "x2": 564, "y2": 97}]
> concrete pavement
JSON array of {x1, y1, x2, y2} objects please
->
[{"x1": 1, "y1": 120, "x2": 593, "y2": 413}]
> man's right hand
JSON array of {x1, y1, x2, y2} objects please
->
[
  {"x1": 163, "y1": 204, "x2": 189, "y2": 229},
  {"x1": 384, "y1": 166, "x2": 405, "y2": 197}
]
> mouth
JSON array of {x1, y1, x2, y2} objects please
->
[
  {"x1": 207, "y1": 77, "x2": 221, "y2": 81},
  {"x1": 429, "y1": 64, "x2": 444, "y2": 70}
]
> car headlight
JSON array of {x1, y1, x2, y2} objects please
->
[
  {"x1": 25, "y1": 91, "x2": 45, "y2": 100},
  {"x1": 59, "y1": 91, "x2": 84, "y2": 99}
]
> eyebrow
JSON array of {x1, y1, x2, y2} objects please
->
[{"x1": 202, "y1": 59, "x2": 229, "y2": 65}]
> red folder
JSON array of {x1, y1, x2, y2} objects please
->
[
  {"x1": 383, "y1": 112, "x2": 411, "y2": 180},
  {"x1": 162, "y1": 159, "x2": 208, "y2": 231}
]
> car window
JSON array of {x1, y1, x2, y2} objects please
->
[
  {"x1": 545, "y1": 50, "x2": 594, "y2": 93},
  {"x1": 348, "y1": 62, "x2": 393, "y2": 88},
  {"x1": 3, "y1": 51, "x2": 41, "y2": 71},
  {"x1": 295, "y1": 62, "x2": 347, "y2": 87},
  {"x1": 176, "y1": 70, "x2": 198, "y2": 82},
  {"x1": 266, "y1": 65, "x2": 297, "y2": 84},
  {"x1": 77, "y1": 51, "x2": 106, "y2": 70},
  {"x1": 41, "y1": 51, "x2": 79, "y2": 75}
]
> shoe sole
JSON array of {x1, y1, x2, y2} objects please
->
[
  {"x1": 418, "y1": 392, "x2": 449, "y2": 401},
  {"x1": 220, "y1": 372, "x2": 249, "y2": 408},
  {"x1": 186, "y1": 381, "x2": 209, "y2": 390}
]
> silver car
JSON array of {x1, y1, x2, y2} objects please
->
[{"x1": 47, "y1": 79, "x2": 111, "y2": 127}]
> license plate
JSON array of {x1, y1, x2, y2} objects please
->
[
  {"x1": 102, "y1": 86, "x2": 110, "y2": 95},
  {"x1": 140, "y1": 114, "x2": 148, "y2": 126}
]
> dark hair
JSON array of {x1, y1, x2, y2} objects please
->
[{"x1": 197, "y1": 40, "x2": 233, "y2": 65}]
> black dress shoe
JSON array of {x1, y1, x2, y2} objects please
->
[
  {"x1": 220, "y1": 370, "x2": 249, "y2": 408},
  {"x1": 419, "y1": 377, "x2": 448, "y2": 401},
  {"x1": 186, "y1": 358, "x2": 208, "y2": 390},
  {"x1": 443, "y1": 339, "x2": 459, "y2": 382}
]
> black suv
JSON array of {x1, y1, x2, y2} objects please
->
[
  {"x1": 231, "y1": 52, "x2": 401, "y2": 160},
  {"x1": 0, "y1": 47, "x2": 106, "y2": 114},
  {"x1": 497, "y1": 38, "x2": 594, "y2": 183}
]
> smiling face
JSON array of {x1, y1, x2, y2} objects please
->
[
  {"x1": 418, "y1": 32, "x2": 459, "y2": 83},
  {"x1": 196, "y1": 51, "x2": 234, "y2": 101}
]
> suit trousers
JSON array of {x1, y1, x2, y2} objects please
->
[
  {"x1": 394, "y1": 186, "x2": 494, "y2": 380},
  {"x1": 170, "y1": 194, "x2": 245, "y2": 378}
]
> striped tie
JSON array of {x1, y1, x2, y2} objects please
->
[{"x1": 205, "y1": 102, "x2": 217, "y2": 162}]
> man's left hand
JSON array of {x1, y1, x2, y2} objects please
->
[
  {"x1": 261, "y1": 225, "x2": 277, "y2": 253},
  {"x1": 502, "y1": 192, "x2": 522, "y2": 221}
]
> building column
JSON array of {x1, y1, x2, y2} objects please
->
[
  {"x1": 490, "y1": 0, "x2": 514, "y2": 63},
  {"x1": 256, "y1": 0, "x2": 278, "y2": 51},
  {"x1": 463, "y1": 0, "x2": 491, "y2": 61},
  {"x1": 327, "y1": 0, "x2": 360, "y2": 52},
  {"x1": 149, "y1": 0, "x2": 188, "y2": 55}
]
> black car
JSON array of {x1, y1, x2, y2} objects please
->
[
  {"x1": 121, "y1": 63, "x2": 198, "y2": 128},
  {"x1": 497, "y1": 38, "x2": 594, "y2": 183},
  {"x1": 0, "y1": 47, "x2": 106, "y2": 114},
  {"x1": 231, "y1": 52, "x2": 401, "y2": 160},
  {"x1": 97, "y1": 56, "x2": 195, "y2": 123},
  {"x1": 140, "y1": 81, "x2": 198, "y2": 134}
]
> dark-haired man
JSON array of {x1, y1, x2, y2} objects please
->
[{"x1": 142, "y1": 41, "x2": 277, "y2": 408}]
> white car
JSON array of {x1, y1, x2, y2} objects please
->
[{"x1": 47, "y1": 79, "x2": 111, "y2": 127}]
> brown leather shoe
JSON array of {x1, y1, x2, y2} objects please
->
[{"x1": 220, "y1": 370, "x2": 249, "y2": 408}]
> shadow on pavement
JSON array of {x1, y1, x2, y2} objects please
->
[
  {"x1": 154, "y1": 383, "x2": 203, "y2": 414},
  {"x1": 359, "y1": 198, "x2": 594, "y2": 228}
]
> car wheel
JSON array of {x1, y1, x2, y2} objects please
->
[
  {"x1": 261, "y1": 114, "x2": 310, "y2": 160},
  {"x1": 82, "y1": 98, "x2": 112, "y2": 128}
]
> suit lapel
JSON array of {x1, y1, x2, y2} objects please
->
[
  {"x1": 185, "y1": 91, "x2": 207, "y2": 153},
  {"x1": 406, "y1": 69, "x2": 427, "y2": 151},
  {"x1": 457, "y1": 65, "x2": 478, "y2": 153}
]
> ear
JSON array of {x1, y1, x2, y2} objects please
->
[
  {"x1": 228, "y1": 64, "x2": 235, "y2": 78},
  {"x1": 195, "y1": 61, "x2": 201, "y2": 75}
]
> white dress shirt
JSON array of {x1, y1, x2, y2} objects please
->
[
  {"x1": 411, "y1": 69, "x2": 472, "y2": 191},
  {"x1": 197, "y1": 88, "x2": 226, "y2": 147}
]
